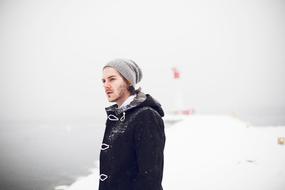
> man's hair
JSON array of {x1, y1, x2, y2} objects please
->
[
  {"x1": 121, "y1": 75, "x2": 141, "y2": 95},
  {"x1": 129, "y1": 86, "x2": 141, "y2": 95}
]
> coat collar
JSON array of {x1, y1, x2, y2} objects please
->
[{"x1": 105, "y1": 92, "x2": 147, "y2": 115}]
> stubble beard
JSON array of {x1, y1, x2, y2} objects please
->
[{"x1": 108, "y1": 83, "x2": 129, "y2": 103}]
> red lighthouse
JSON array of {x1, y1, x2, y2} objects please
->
[{"x1": 172, "y1": 67, "x2": 180, "y2": 79}]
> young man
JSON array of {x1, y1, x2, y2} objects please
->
[{"x1": 99, "y1": 58, "x2": 165, "y2": 190}]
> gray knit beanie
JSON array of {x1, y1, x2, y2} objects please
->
[{"x1": 103, "y1": 58, "x2": 143, "y2": 87}]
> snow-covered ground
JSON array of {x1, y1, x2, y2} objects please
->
[{"x1": 56, "y1": 115, "x2": 285, "y2": 190}]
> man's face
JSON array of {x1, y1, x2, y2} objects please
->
[{"x1": 102, "y1": 67, "x2": 130, "y2": 105}]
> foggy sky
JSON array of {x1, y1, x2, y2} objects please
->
[{"x1": 1, "y1": 0, "x2": 285, "y2": 122}]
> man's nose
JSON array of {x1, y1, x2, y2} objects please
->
[{"x1": 103, "y1": 81, "x2": 110, "y2": 88}]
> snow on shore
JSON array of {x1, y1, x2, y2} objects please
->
[{"x1": 164, "y1": 115, "x2": 285, "y2": 190}]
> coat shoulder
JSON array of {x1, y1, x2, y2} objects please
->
[{"x1": 131, "y1": 106, "x2": 162, "y2": 121}]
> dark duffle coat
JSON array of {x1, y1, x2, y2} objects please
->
[{"x1": 99, "y1": 92, "x2": 165, "y2": 190}]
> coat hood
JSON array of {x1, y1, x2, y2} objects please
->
[{"x1": 105, "y1": 92, "x2": 164, "y2": 117}]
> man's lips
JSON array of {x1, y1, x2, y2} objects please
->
[{"x1": 105, "y1": 91, "x2": 113, "y2": 95}]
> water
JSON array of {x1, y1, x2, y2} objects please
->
[
  {"x1": 0, "y1": 119, "x2": 105, "y2": 190},
  {"x1": 239, "y1": 114, "x2": 285, "y2": 126}
]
